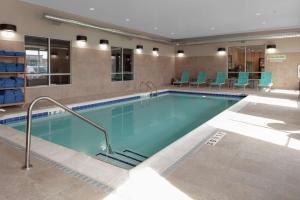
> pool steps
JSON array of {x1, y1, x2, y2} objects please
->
[
  {"x1": 114, "y1": 152, "x2": 144, "y2": 163},
  {"x1": 95, "y1": 150, "x2": 148, "y2": 168},
  {"x1": 123, "y1": 149, "x2": 149, "y2": 159}
]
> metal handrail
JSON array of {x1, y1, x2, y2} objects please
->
[
  {"x1": 139, "y1": 81, "x2": 158, "y2": 97},
  {"x1": 139, "y1": 81, "x2": 151, "y2": 93},
  {"x1": 23, "y1": 96, "x2": 113, "y2": 170},
  {"x1": 146, "y1": 81, "x2": 158, "y2": 96}
]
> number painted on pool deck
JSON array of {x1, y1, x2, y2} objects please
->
[{"x1": 206, "y1": 132, "x2": 226, "y2": 146}]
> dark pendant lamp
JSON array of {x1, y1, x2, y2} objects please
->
[
  {"x1": 136, "y1": 45, "x2": 143, "y2": 54},
  {"x1": 0, "y1": 24, "x2": 17, "y2": 38},
  {"x1": 99, "y1": 39, "x2": 109, "y2": 50}
]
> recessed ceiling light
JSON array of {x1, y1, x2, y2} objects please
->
[
  {"x1": 255, "y1": 13, "x2": 261, "y2": 16},
  {"x1": 125, "y1": 18, "x2": 130, "y2": 22},
  {"x1": 89, "y1": 7, "x2": 95, "y2": 11},
  {"x1": 210, "y1": 27, "x2": 215, "y2": 31},
  {"x1": 154, "y1": 27, "x2": 158, "y2": 30},
  {"x1": 171, "y1": 32, "x2": 176, "y2": 35},
  {"x1": 262, "y1": 21, "x2": 266, "y2": 25}
]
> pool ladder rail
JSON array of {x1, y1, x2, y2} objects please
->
[
  {"x1": 139, "y1": 81, "x2": 158, "y2": 97},
  {"x1": 23, "y1": 96, "x2": 113, "y2": 170}
]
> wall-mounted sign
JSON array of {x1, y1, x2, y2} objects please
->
[
  {"x1": 298, "y1": 65, "x2": 300, "y2": 79},
  {"x1": 267, "y1": 54, "x2": 287, "y2": 62}
]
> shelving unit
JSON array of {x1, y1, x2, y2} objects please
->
[
  {"x1": 0, "y1": 72, "x2": 25, "y2": 74},
  {"x1": 0, "y1": 88, "x2": 22, "y2": 90},
  {"x1": 0, "y1": 53, "x2": 26, "y2": 108}
]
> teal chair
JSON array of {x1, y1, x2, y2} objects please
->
[
  {"x1": 190, "y1": 72, "x2": 207, "y2": 87},
  {"x1": 234, "y1": 72, "x2": 249, "y2": 90},
  {"x1": 258, "y1": 72, "x2": 273, "y2": 90},
  {"x1": 210, "y1": 72, "x2": 226, "y2": 89},
  {"x1": 173, "y1": 71, "x2": 190, "y2": 87}
]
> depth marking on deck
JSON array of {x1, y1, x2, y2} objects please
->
[{"x1": 206, "y1": 131, "x2": 226, "y2": 146}]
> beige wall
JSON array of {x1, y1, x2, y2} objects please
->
[
  {"x1": 175, "y1": 38, "x2": 300, "y2": 89},
  {"x1": 175, "y1": 56, "x2": 226, "y2": 80},
  {"x1": 0, "y1": 0, "x2": 175, "y2": 102},
  {"x1": 266, "y1": 52, "x2": 300, "y2": 89},
  {"x1": 26, "y1": 48, "x2": 174, "y2": 102},
  {"x1": 1, "y1": 0, "x2": 300, "y2": 100}
]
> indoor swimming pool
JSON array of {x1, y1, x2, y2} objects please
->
[{"x1": 8, "y1": 92, "x2": 242, "y2": 168}]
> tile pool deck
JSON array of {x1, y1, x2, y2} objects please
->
[{"x1": 0, "y1": 87, "x2": 300, "y2": 200}]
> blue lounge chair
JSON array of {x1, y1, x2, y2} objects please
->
[
  {"x1": 190, "y1": 72, "x2": 207, "y2": 87},
  {"x1": 173, "y1": 71, "x2": 190, "y2": 87},
  {"x1": 234, "y1": 72, "x2": 249, "y2": 90},
  {"x1": 210, "y1": 72, "x2": 226, "y2": 89},
  {"x1": 258, "y1": 72, "x2": 273, "y2": 90}
]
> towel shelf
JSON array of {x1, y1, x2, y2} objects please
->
[{"x1": 0, "y1": 50, "x2": 26, "y2": 108}]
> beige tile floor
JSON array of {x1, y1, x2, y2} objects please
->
[
  {"x1": 0, "y1": 139, "x2": 109, "y2": 200},
  {"x1": 1, "y1": 86, "x2": 300, "y2": 200},
  {"x1": 165, "y1": 88, "x2": 300, "y2": 200}
]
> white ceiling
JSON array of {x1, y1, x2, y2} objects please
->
[{"x1": 22, "y1": 0, "x2": 300, "y2": 39}]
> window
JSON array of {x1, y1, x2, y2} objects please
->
[
  {"x1": 50, "y1": 39, "x2": 71, "y2": 85},
  {"x1": 25, "y1": 36, "x2": 71, "y2": 87},
  {"x1": 111, "y1": 47, "x2": 133, "y2": 81},
  {"x1": 228, "y1": 45, "x2": 265, "y2": 79}
]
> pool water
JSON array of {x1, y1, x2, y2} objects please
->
[{"x1": 10, "y1": 93, "x2": 240, "y2": 168}]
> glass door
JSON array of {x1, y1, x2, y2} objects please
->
[
  {"x1": 228, "y1": 46, "x2": 246, "y2": 78},
  {"x1": 246, "y1": 45, "x2": 265, "y2": 79},
  {"x1": 228, "y1": 45, "x2": 265, "y2": 79}
]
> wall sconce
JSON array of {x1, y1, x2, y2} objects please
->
[
  {"x1": 0, "y1": 24, "x2": 17, "y2": 38},
  {"x1": 152, "y1": 47, "x2": 159, "y2": 56},
  {"x1": 136, "y1": 45, "x2": 143, "y2": 54},
  {"x1": 266, "y1": 44, "x2": 277, "y2": 54},
  {"x1": 51, "y1": 51, "x2": 58, "y2": 58},
  {"x1": 177, "y1": 50, "x2": 185, "y2": 57},
  {"x1": 76, "y1": 35, "x2": 87, "y2": 47},
  {"x1": 217, "y1": 47, "x2": 226, "y2": 56},
  {"x1": 99, "y1": 39, "x2": 109, "y2": 50}
]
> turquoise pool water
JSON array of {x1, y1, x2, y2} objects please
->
[{"x1": 10, "y1": 93, "x2": 240, "y2": 168}]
